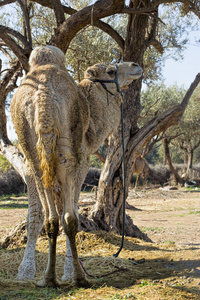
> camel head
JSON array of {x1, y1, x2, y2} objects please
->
[
  {"x1": 29, "y1": 45, "x2": 66, "y2": 71},
  {"x1": 84, "y1": 62, "x2": 143, "y2": 91}
]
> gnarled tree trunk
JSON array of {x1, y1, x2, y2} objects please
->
[{"x1": 86, "y1": 1, "x2": 152, "y2": 240}]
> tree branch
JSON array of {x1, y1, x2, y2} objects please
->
[
  {"x1": 126, "y1": 73, "x2": 200, "y2": 176},
  {"x1": 94, "y1": 151, "x2": 106, "y2": 164},
  {"x1": 0, "y1": 60, "x2": 21, "y2": 145},
  {"x1": 121, "y1": 6, "x2": 158, "y2": 14},
  {"x1": 50, "y1": 0, "x2": 65, "y2": 27},
  {"x1": 17, "y1": 0, "x2": 32, "y2": 46},
  {"x1": 48, "y1": 0, "x2": 125, "y2": 52},
  {"x1": 0, "y1": 60, "x2": 20, "y2": 91},
  {"x1": 0, "y1": 143, "x2": 25, "y2": 181},
  {"x1": 32, "y1": 0, "x2": 125, "y2": 50},
  {"x1": 180, "y1": 73, "x2": 200, "y2": 112},
  {"x1": 0, "y1": 25, "x2": 30, "y2": 48},
  {"x1": 150, "y1": 39, "x2": 164, "y2": 54},
  {"x1": 0, "y1": 30, "x2": 29, "y2": 72},
  {"x1": 0, "y1": 46, "x2": 13, "y2": 63},
  {"x1": 0, "y1": 0, "x2": 16, "y2": 7},
  {"x1": 33, "y1": 0, "x2": 77, "y2": 14},
  {"x1": 152, "y1": 0, "x2": 200, "y2": 18},
  {"x1": 5, "y1": 67, "x2": 23, "y2": 96}
]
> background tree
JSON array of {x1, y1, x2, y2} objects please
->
[
  {"x1": 0, "y1": 0, "x2": 199, "y2": 239},
  {"x1": 140, "y1": 84, "x2": 200, "y2": 182}
]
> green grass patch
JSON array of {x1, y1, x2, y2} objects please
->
[
  {"x1": 0, "y1": 287, "x2": 62, "y2": 300},
  {"x1": 139, "y1": 226, "x2": 164, "y2": 233},
  {"x1": 0, "y1": 193, "x2": 28, "y2": 209},
  {"x1": 164, "y1": 241, "x2": 175, "y2": 245},
  {"x1": 188, "y1": 210, "x2": 200, "y2": 215}
]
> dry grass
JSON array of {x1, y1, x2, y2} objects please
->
[{"x1": 0, "y1": 230, "x2": 200, "y2": 299}]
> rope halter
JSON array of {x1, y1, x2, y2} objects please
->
[{"x1": 90, "y1": 64, "x2": 124, "y2": 105}]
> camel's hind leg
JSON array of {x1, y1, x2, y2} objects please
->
[
  {"x1": 17, "y1": 161, "x2": 44, "y2": 280},
  {"x1": 135, "y1": 174, "x2": 140, "y2": 191},
  {"x1": 33, "y1": 176, "x2": 59, "y2": 288}
]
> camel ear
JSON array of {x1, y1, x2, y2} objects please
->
[{"x1": 86, "y1": 67, "x2": 98, "y2": 78}]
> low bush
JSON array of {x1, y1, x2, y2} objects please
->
[{"x1": 0, "y1": 169, "x2": 26, "y2": 196}]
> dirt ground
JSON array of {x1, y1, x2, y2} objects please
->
[
  {"x1": 1, "y1": 188, "x2": 200, "y2": 246},
  {"x1": 126, "y1": 187, "x2": 200, "y2": 246},
  {"x1": 0, "y1": 188, "x2": 200, "y2": 299}
]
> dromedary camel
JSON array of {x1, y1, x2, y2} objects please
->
[
  {"x1": 11, "y1": 45, "x2": 142, "y2": 287},
  {"x1": 133, "y1": 156, "x2": 150, "y2": 190}
]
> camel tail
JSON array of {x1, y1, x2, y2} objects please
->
[{"x1": 34, "y1": 85, "x2": 61, "y2": 189}]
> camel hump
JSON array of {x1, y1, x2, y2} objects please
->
[
  {"x1": 29, "y1": 45, "x2": 66, "y2": 70},
  {"x1": 34, "y1": 83, "x2": 61, "y2": 189}
]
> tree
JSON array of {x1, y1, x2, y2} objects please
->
[
  {"x1": 0, "y1": 0, "x2": 200, "y2": 240},
  {"x1": 170, "y1": 85, "x2": 200, "y2": 173}
]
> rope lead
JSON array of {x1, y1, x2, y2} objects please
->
[
  {"x1": 113, "y1": 101, "x2": 126, "y2": 258},
  {"x1": 89, "y1": 64, "x2": 126, "y2": 257}
]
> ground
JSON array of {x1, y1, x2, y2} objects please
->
[{"x1": 0, "y1": 187, "x2": 200, "y2": 299}]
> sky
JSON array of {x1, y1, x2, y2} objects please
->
[{"x1": 162, "y1": 30, "x2": 200, "y2": 88}]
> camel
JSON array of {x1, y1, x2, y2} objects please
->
[
  {"x1": 133, "y1": 156, "x2": 150, "y2": 190},
  {"x1": 10, "y1": 45, "x2": 143, "y2": 287}
]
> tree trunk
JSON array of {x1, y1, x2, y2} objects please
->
[
  {"x1": 88, "y1": 0, "x2": 152, "y2": 240},
  {"x1": 188, "y1": 151, "x2": 193, "y2": 170},
  {"x1": 186, "y1": 150, "x2": 193, "y2": 174},
  {"x1": 184, "y1": 150, "x2": 188, "y2": 164},
  {"x1": 82, "y1": 3, "x2": 200, "y2": 240},
  {"x1": 163, "y1": 138, "x2": 183, "y2": 185},
  {"x1": 163, "y1": 140, "x2": 167, "y2": 165}
]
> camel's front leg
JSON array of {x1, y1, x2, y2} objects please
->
[
  {"x1": 59, "y1": 170, "x2": 90, "y2": 287},
  {"x1": 17, "y1": 162, "x2": 44, "y2": 280},
  {"x1": 62, "y1": 235, "x2": 74, "y2": 281},
  {"x1": 63, "y1": 211, "x2": 90, "y2": 287},
  {"x1": 62, "y1": 159, "x2": 90, "y2": 283}
]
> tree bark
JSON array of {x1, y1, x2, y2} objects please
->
[
  {"x1": 187, "y1": 150, "x2": 193, "y2": 171},
  {"x1": 163, "y1": 138, "x2": 183, "y2": 185},
  {"x1": 86, "y1": 0, "x2": 152, "y2": 240}
]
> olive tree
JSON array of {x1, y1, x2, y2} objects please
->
[{"x1": 0, "y1": 0, "x2": 200, "y2": 239}]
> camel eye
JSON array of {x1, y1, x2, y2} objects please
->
[{"x1": 107, "y1": 69, "x2": 116, "y2": 76}]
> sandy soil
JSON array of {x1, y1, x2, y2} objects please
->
[
  {"x1": 0, "y1": 188, "x2": 200, "y2": 247},
  {"x1": 126, "y1": 188, "x2": 200, "y2": 246},
  {"x1": 0, "y1": 188, "x2": 200, "y2": 299}
]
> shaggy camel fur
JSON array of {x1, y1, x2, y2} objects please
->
[
  {"x1": 11, "y1": 46, "x2": 142, "y2": 287},
  {"x1": 133, "y1": 156, "x2": 150, "y2": 190}
]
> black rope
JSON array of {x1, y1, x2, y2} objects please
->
[
  {"x1": 113, "y1": 101, "x2": 126, "y2": 258},
  {"x1": 90, "y1": 79, "x2": 114, "y2": 105}
]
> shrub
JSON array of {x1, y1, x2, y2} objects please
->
[{"x1": 0, "y1": 169, "x2": 26, "y2": 195}]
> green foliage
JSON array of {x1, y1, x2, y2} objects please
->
[
  {"x1": 30, "y1": 4, "x2": 56, "y2": 46},
  {"x1": 140, "y1": 83, "x2": 186, "y2": 126},
  {"x1": 66, "y1": 17, "x2": 126, "y2": 81},
  {"x1": 165, "y1": 86, "x2": 200, "y2": 165},
  {"x1": 0, "y1": 155, "x2": 13, "y2": 172},
  {"x1": 140, "y1": 84, "x2": 200, "y2": 165},
  {"x1": 90, "y1": 142, "x2": 107, "y2": 168},
  {"x1": 158, "y1": 4, "x2": 199, "y2": 61},
  {"x1": 90, "y1": 154, "x2": 103, "y2": 168}
]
